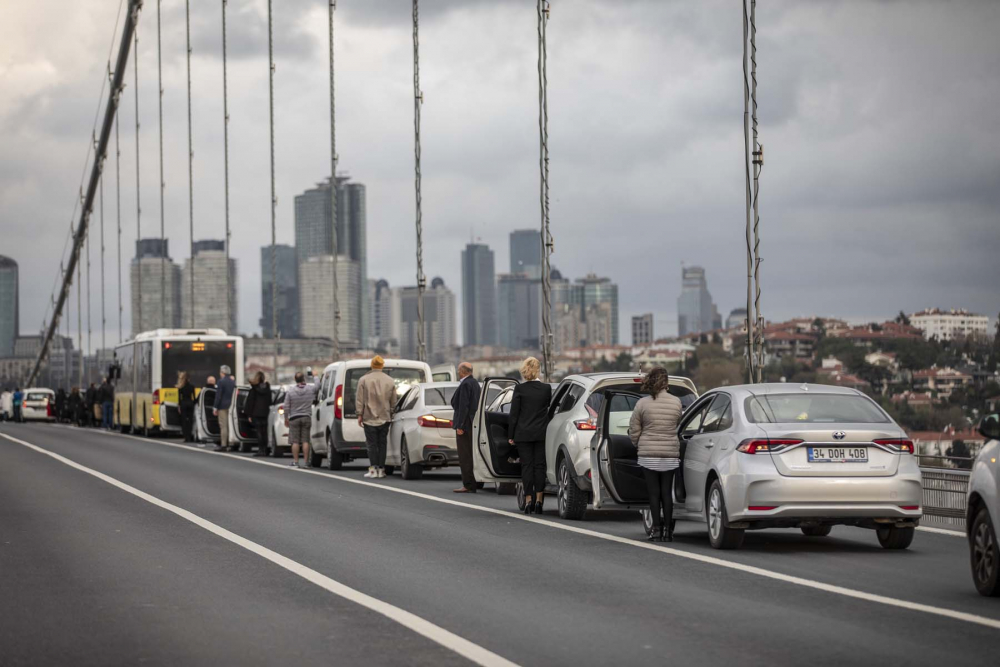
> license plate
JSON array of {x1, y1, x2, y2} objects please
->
[{"x1": 808, "y1": 446, "x2": 868, "y2": 463}]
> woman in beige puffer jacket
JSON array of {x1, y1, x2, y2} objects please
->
[{"x1": 628, "y1": 367, "x2": 683, "y2": 542}]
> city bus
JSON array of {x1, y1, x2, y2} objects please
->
[{"x1": 113, "y1": 329, "x2": 244, "y2": 436}]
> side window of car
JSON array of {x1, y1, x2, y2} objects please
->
[
  {"x1": 585, "y1": 392, "x2": 605, "y2": 418},
  {"x1": 701, "y1": 394, "x2": 732, "y2": 433},
  {"x1": 559, "y1": 384, "x2": 585, "y2": 413},
  {"x1": 499, "y1": 390, "x2": 514, "y2": 414},
  {"x1": 680, "y1": 398, "x2": 714, "y2": 437},
  {"x1": 549, "y1": 382, "x2": 571, "y2": 414},
  {"x1": 402, "y1": 389, "x2": 419, "y2": 413}
]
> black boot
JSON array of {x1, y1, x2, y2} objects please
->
[
  {"x1": 524, "y1": 500, "x2": 536, "y2": 515},
  {"x1": 661, "y1": 525, "x2": 672, "y2": 543},
  {"x1": 534, "y1": 499, "x2": 544, "y2": 515},
  {"x1": 648, "y1": 525, "x2": 661, "y2": 542}
]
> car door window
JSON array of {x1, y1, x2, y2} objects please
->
[
  {"x1": 549, "y1": 382, "x2": 571, "y2": 414},
  {"x1": 585, "y1": 392, "x2": 604, "y2": 418},
  {"x1": 701, "y1": 394, "x2": 732, "y2": 433},
  {"x1": 607, "y1": 393, "x2": 639, "y2": 435},
  {"x1": 680, "y1": 398, "x2": 714, "y2": 437}
]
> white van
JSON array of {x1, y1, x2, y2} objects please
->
[{"x1": 310, "y1": 359, "x2": 432, "y2": 469}]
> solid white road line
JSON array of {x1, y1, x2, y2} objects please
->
[
  {"x1": 34, "y1": 426, "x2": 1000, "y2": 633},
  {"x1": 0, "y1": 432, "x2": 519, "y2": 667},
  {"x1": 917, "y1": 525, "x2": 966, "y2": 537}
]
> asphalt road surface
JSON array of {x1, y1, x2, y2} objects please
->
[{"x1": 2, "y1": 421, "x2": 998, "y2": 666}]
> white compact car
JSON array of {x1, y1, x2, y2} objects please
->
[
  {"x1": 21, "y1": 388, "x2": 55, "y2": 422},
  {"x1": 267, "y1": 385, "x2": 290, "y2": 458},
  {"x1": 310, "y1": 359, "x2": 432, "y2": 469},
  {"x1": 967, "y1": 412, "x2": 1000, "y2": 596},
  {"x1": 386, "y1": 382, "x2": 460, "y2": 479}
]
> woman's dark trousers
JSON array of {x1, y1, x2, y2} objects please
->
[
  {"x1": 518, "y1": 440, "x2": 546, "y2": 497},
  {"x1": 644, "y1": 468, "x2": 675, "y2": 530}
]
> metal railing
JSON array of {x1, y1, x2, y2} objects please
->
[{"x1": 919, "y1": 463, "x2": 970, "y2": 523}]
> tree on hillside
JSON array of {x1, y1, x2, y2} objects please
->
[
  {"x1": 895, "y1": 311, "x2": 911, "y2": 326},
  {"x1": 694, "y1": 358, "x2": 744, "y2": 390},
  {"x1": 595, "y1": 353, "x2": 634, "y2": 373}
]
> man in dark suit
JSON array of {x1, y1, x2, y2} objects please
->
[{"x1": 450, "y1": 362, "x2": 481, "y2": 493}]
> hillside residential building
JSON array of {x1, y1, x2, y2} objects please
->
[{"x1": 910, "y1": 308, "x2": 990, "y2": 341}]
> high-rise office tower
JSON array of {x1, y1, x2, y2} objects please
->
[
  {"x1": 131, "y1": 239, "x2": 182, "y2": 335},
  {"x1": 294, "y1": 175, "x2": 368, "y2": 345},
  {"x1": 577, "y1": 274, "x2": 619, "y2": 345},
  {"x1": 298, "y1": 255, "x2": 361, "y2": 346},
  {"x1": 461, "y1": 243, "x2": 498, "y2": 346},
  {"x1": 677, "y1": 266, "x2": 718, "y2": 337},
  {"x1": 181, "y1": 240, "x2": 238, "y2": 333},
  {"x1": 368, "y1": 278, "x2": 395, "y2": 348},
  {"x1": 632, "y1": 313, "x2": 654, "y2": 345},
  {"x1": 497, "y1": 273, "x2": 541, "y2": 350},
  {"x1": 395, "y1": 278, "x2": 456, "y2": 363},
  {"x1": 260, "y1": 244, "x2": 298, "y2": 339},
  {"x1": 509, "y1": 229, "x2": 542, "y2": 279},
  {"x1": 0, "y1": 255, "x2": 18, "y2": 356}
]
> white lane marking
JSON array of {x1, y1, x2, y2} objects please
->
[
  {"x1": 0, "y1": 432, "x2": 519, "y2": 667},
  {"x1": 917, "y1": 525, "x2": 966, "y2": 538},
  {"x1": 48, "y1": 427, "x2": 1000, "y2": 633}
]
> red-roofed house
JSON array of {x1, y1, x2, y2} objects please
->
[{"x1": 912, "y1": 367, "x2": 973, "y2": 400}]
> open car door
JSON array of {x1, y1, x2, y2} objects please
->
[
  {"x1": 592, "y1": 391, "x2": 649, "y2": 508},
  {"x1": 472, "y1": 377, "x2": 520, "y2": 483},
  {"x1": 195, "y1": 386, "x2": 220, "y2": 443}
]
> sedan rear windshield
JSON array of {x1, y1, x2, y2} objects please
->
[
  {"x1": 745, "y1": 394, "x2": 889, "y2": 424},
  {"x1": 424, "y1": 387, "x2": 457, "y2": 406}
]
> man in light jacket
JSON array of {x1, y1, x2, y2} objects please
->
[
  {"x1": 213, "y1": 365, "x2": 236, "y2": 452},
  {"x1": 355, "y1": 355, "x2": 397, "y2": 479}
]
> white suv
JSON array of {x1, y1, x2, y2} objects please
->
[
  {"x1": 472, "y1": 373, "x2": 698, "y2": 519},
  {"x1": 310, "y1": 359, "x2": 431, "y2": 469},
  {"x1": 968, "y1": 412, "x2": 1000, "y2": 596}
]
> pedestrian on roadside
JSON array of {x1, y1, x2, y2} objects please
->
[
  {"x1": 244, "y1": 371, "x2": 272, "y2": 457},
  {"x1": 206, "y1": 376, "x2": 217, "y2": 389},
  {"x1": 54, "y1": 388, "x2": 67, "y2": 423},
  {"x1": 356, "y1": 356, "x2": 397, "y2": 479},
  {"x1": 177, "y1": 372, "x2": 197, "y2": 443},
  {"x1": 67, "y1": 387, "x2": 83, "y2": 426},
  {"x1": 0, "y1": 388, "x2": 12, "y2": 422},
  {"x1": 508, "y1": 357, "x2": 552, "y2": 515},
  {"x1": 99, "y1": 377, "x2": 114, "y2": 429},
  {"x1": 85, "y1": 383, "x2": 98, "y2": 427},
  {"x1": 450, "y1": 361, "x2": 481, "y2": 493},
  {"x1": 12, "y1": 387, "x2": 24, "y2": 423},
  {"x1": 283, "y1": 371, "x2": 319, "y2": 468},
  {"x1": 213, "y1": 365, "x2": 236, "y2": 452},
  {"x1": 628, "y1": 366, "x2": 683, "y2": 543}
]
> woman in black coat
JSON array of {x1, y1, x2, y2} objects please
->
[
  {"x1": 177, "y1": 372, "x2": 197, "y2": 442},
  {"x1": 508, "y1": 356, "x2": 552, "y2": 515},
  {"x1": 244, "y1": 371, "x2": 272, "y2": 457}
]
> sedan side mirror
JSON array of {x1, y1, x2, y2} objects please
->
[{"x1": 978, "y1": 414, "x2": 1000, "y2": 441}]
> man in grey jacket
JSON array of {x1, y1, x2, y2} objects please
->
[
  {"x1": 283, "y1": 371, "x2": 319, "y2": 468},
  {"x1": 355, "y1": 356, "x2": 397, "y2": 479}
]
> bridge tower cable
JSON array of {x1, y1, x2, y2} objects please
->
[
  {"x1": 186, "y1": 0, "x2": 196, "y2": 329},
  {"x1": 86, "y1": 173, "x2": 92, "y2": 358},
  {"x1": 267, "y1": 0, "x2": 278, "y2": 375},
  {"x1": 222, "y1": 0, "x2": 232, "y2": 335},
  {"x1": 741, "y1": 0, "x2": 755, "y2": 384},
  {"x1": 157, "y1": 0, "x2": 166, "y2": 328},
  {"x1": 750, "y1": 0, "x2": 764, "y2": 383},
  {"x1": 328, "y1": 0, "x2": 339, "y2": 361},
  {"x1": 134, "y1": 20, "x2": 143, "y2": 335},
  {"x1": 78, "y1": 252, "x2": 83, "y2": 386},
  {"x1": 412, "y1": 0, "x2": 426, "y2": 363},
  {"x1": 25, "y1": 0, "x2": 143, "y2": 387},
  {"x1": 116, "y1": 101, "x2": 123, "y2": 344},
  {"x1": 537, "y1": 1, "x2": 553, "y2": 382},
  {"x1": 100, "y1": 166, "x2": 106, "y2": 357}
]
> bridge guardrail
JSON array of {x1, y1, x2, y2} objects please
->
[{"x1": 919, "y1": 460, "x2": 971, "y2": 525}]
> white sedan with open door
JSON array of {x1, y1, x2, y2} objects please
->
[
  {"x1": 385, "y1": 382, "x2": 461, "y2": 480},
  {"x1": 593, "y1": 383, "x2": 923, "y2": 549}
]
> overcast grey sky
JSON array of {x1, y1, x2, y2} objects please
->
[{"x1": 2, "y1": 0, "x2": 998, "y2": 350}]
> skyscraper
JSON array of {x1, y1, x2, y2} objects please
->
[
  {"x1": 577, "y1": 274, "x2": 620, "y2": 345},
  {"x1": 181, "y1": 240, "x2": 238, "y2": 333},
  {"x1": 294, "y1": 176, "x2": 368, "y2": 345},
  {"x1": 131, "y1": 239, "x2": 182, "y2": 335},
  {"x1": 368, "y1": 278, "x2": 395, "y2": 349},
  {"x1": 461, "y1": 243, "x2": 498, "y2": 346},
  {"x1": 0, "y1": 255, "x2": 18, "y2": 356},
  {"x1": 677, "y1": 266, "x2": 718, "y2": 337},
  {"x1": 298, "y1": 255, "x2": 361, "y2": 346},
  {"x1": 632, "y1": 313, "x2": 654, "y2": 345},
  {"x1": 395, "y1": 278, "x2": 456, "y2": 363},
  {"x1": 260, "y1": 244, "x2": 298, "y2": 339},
  {"x1": 497, "y1": 273, "x2": 541, "y2": 350},
  {"x1": 509, "y1": 229, "x2": 542, "y2": 279}
]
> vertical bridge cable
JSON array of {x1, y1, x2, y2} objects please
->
[
  {"x1": 221, "y1": 0, "x2": 232, "y2": 334},
  {"x1": 741, "y1": 0, "x2": 755, "y2": 384},
  {"x1": 412, "y1": 0, "x2": 426, "y2": 362},
  {"x1": 134, "y1": 22, "x2": 142, "y2": 335},
  {"x1": 186, "y1": 0, "x2": 195, "y2": 328},
  {"x1": 157, "y1": 0, "x2": 166, "y2": 327},
  {"x1": 116, "y1": 85, "x2": 123, "y2": 344},
  {"x1": 86, "y1": 159, "x2": 92, "y2": 359},
  {"x1": 78, "y1": 250, "x2": 83, "y2": 386},
  {"x1": 328, "y1": 0, "x2": 339, "y2": 360},
  {"x1": 750, "y1": 0, "x2": 764, "y2": 383},
  {"x1": 267, "y1": 0, "x2": 278, "y2": 375},
  {"x1": 537, "y1": 0, "x2": 553, "y2": 382},
  {"x1": 100, "y1": 162, "x2": 106, "y2": 356}
]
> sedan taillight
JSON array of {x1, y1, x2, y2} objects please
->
[
  {"x1": 418, "y1": 415, "x2": 453, "y2": 428},
  {"x1": 574, "y1": 419, "x2": 598, "y2": 431},
  {"x1": 737, "y1": 438, "x2": 803, "y2": 454},
  {"x1": 873, "y1": 439, "x2": 915, "y2": 454}
]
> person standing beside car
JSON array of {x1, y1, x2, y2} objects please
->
[
  {"x1": 508, "y1": 357, "x2": 552, "y2": 515},
  {"x1": 0, "y1": 388, "x2": 12, "y2": 422},
  {"x1": 244, "y1": 371, "x2": 272, "y2": 458},
  {"x1": 99, "y1": 377, "x2": 115, "y2": 429},
  {"x1": 450, "y1": 361, "x2": 481, "y2": 494},
  {"x1": 213, "y1": 365, "x2": 236, "y2": 452},
  {"x1": 283, "y1": 371, "x2": 319, "y2": 468},
  {"x1": 356, "y1": 355, "x2": 398, "y2": 479},
  {"x1": 628, "y1": 367, "x2": 683, "y2": 543},
  {"x1": 177, "y1": 372, "x2": 197, "y2": 443}
]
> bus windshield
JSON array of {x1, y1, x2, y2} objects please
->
[{"x1": 162, "y1": 341, "x2": 237, "y2": 388}]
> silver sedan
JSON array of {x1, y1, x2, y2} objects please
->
[
  {"x1": 597, "y1": 383, "x2": 922, "y2": 550},
  {"x1": 386, "y1": 382, "x2": 461, "y2": 480}
]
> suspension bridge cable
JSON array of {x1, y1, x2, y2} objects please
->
[
  {"x1": 412, "y1": 0, "x2": 426, "y2": 363},
  {"x1": 742, "y1": 0, "x2": 755, "y2": 384},
  {"x1": 750, "y1": 0, "x2": 764, "y2": 383},
  {"x1": 116, "y1": 104, "x2": 123, "y2": 344},
  {"x1": 157, "y1": 0, "x2": 166, "y2": 327},
  {"x1": 222, "y1": 0, "x2": 232, "y2": 334},
  {"x1": 86, "y1": 180, "x2": 92, "y2": 357},
  {"x1": 134, "y1": 22, "x2": 143, "y2": 335},
  {"x1": 77, "y1": 254, "x2": 83, "y2": 386},
  {"x1": 267, "y1": 0, "x2": 278, "y2": 375},
  {"x1": 186, "y1": 0, "x2": 195, "y2": 329},
  {"x1": 537, "y1": 0, "x2": 553, "y2": 382},
  {"x1": 100, "y1": 167, "x2": 106, "y2": 356},
  {"x1": 328, "y1": 0, "x2": 340, "y2": 360}
]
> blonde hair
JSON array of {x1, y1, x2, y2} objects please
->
[
  {"x1": 176, "y1": 371, "x2": 188, "y2": 388},
  {"x1": 520, "y1": 356, "x2": 541, "y2": 381}
]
